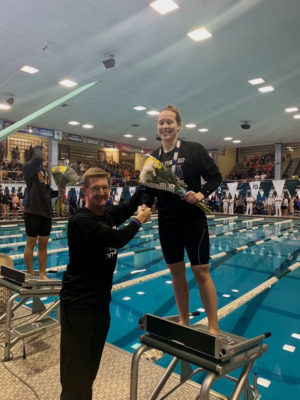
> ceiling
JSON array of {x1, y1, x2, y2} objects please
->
[{"x1": 0, "y1": 0, "x2": 300, "y2": 151}]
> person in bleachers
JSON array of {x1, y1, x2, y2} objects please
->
[
  {"x1": 222, "y1": 195, "x2": 229, "y2": 214},
  {"x1": 236, "y1": 195, "x2": 244, "y2": 214},
  {"x1": 274, "y1": 195, "x2": 282, "y2": 217},
  {"x1": 11, "y1": 192, "x2": 19, "y2": 219},
  {"x1": 228, "y1": 195, "x2": 234, "y2": 214},
  {"x1": 246, "y1": 195, "x2": 255, "y2": 215},
  {"x1": 0, "y1": 189, "x2": 10, "y2": 220},
  {"x1": 256, "y1": 199, "x2": 264, "y2": 214},
  {"x1": 267, "y1": 194, "x2": 274, "y2": 215},
  {"x1": 293, "y1": 196, "x2": 299, "y2": 212},
  {"x1": 282, "y1": 196, "x2": 289, "y2": 216}
]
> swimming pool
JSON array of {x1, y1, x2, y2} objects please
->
[{"x1": 1, "y1": 215, "x2": 299, "y2": 399}]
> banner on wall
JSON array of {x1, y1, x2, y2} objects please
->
[
  {"x1": 4, "y1": 121, "x2": 54, "y2": 138},
  {"x1": 62, "y1": 132, "x2": 82, "y2": 143},
  {"x1": 272, "y1": 179, "x2": 285, "y2": 197},
  {"x1": 249, "y1": 181, "x2": 261, "y2": 199},
  {"x1": 83, "y1": 137, "x2": 99, "y2": 146},
  {"x1": 100, "y1": 140, "x2": 116, "y2": 148},
  {"x1": 227, "y1": 182, "x2": 238, "y2": 199}
]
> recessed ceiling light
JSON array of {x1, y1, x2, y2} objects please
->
[
  {"x1": 124, "y1": 134, "x2": 133, "y2": 138},
  {"x1": 133, "y1": 106, "x2": 147, "y2": 111},
  {"x1": 293, "y1": 114, "x2": 300, "y2": 119},
  {"x1": 185, "y1": 123, "x2": 196, "y2": 128},
  {"x1": 82, "y1": 124, "x2": 94, "y2": 129},
  {"x1": 138, "y1": 137, "x2": 147, "y2": 141},
  {"x1": 68, "y1": 121, "x2": 80, "y2": 125},
  {"x1": 150, "y1": 0, "x2": 179, "y2": 15},
  {"x1": 248, "y1": 78, "x2": 265, "y2": 85},
  {"x1": 0, "y1": 103, "x2": 11, "y2": 110},
  {"x1": 187, "y1": 27, "x2": 212, "y2": 42},
  {"x1": 232, "y1": 140, "x2": 241, "y2": 143},
  {"x1": 258, "y1": 86, "x2": 274, "y2": 93},
  {"x1": 224, "y1": 137, "x2": 232, "y2": 141},
  {"x1": 147, "y1": 110, "x2": 159, "y2": 116},
  {"x1": 20, "y1": 65, "x2": 39, "y2": 74},
  {"x1": 198, "y1": 128, "x2": 209, "y2": 132},
  {"x1": 59, "y1": 79, "x2": 78, "y2": 88},
  {"x1": 285, "y1": 107, "x2": 298, "y2": 113}
]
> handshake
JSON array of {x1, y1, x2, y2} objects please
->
[{"x1": 136, "y1": 204, "x2": 152, "y2": 224}]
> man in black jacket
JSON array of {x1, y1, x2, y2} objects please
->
[{"x1": 60, "y1": 167, "x2": 151, "y2": 400}]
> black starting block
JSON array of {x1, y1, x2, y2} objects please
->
[{"x1": 130, "y1": 313, "x2": 271, "y2": 400}]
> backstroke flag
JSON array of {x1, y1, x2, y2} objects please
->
[
  {"x1": 272, "y1": 179, "x2": 285, "y2": 197},
  {"x1": 249, "y1": 181, "x2": 260, "y2": 199},
  {"x1": 227, "y1": 182, "x2": 238, "y2": 199}
]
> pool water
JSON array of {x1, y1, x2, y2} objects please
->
[{"x1": 1, "y1": 215, "x2": 299, "y2": 399}]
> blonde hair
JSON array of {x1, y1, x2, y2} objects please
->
[
  {"x1": 82, "y1": 168, "x2": 110, "y2": 187},
  {"x1": 159, "y1": 104, "x2": 182, "y2": 125}
]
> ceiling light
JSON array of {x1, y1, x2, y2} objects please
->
[
  {"x1": 224, "y1": 137, "x2": 232, "y2": 141},
  {"x1": 138, "y1": 137, "x2": 147, "y2": 141},
  {"x1": 59, "y1": 79, "x2": 78, "y2": 88},
  {"x1": 198, "y1": 128, "x2": 209, "y2": 132},
  {"x1": 185, "y1": 123, "x2": 196, "y2": 128},
  {"x1": 124, "y1": 134, "x2": 133, "y2": 138},
  {"x1": 187, "y1": 27, "x2": 212, "y2": 42},
  {"x1": 293, "y1": 114, "x2": 300, "y2": 119},
  {"x1": 232, "y1": 140, "x2": 241, "y2": 143},
  {"x1": 20, "y1": 65, "x2": 39, "y2": 74},
  {"x1": 147, "y1": 110, "x2": 159, "y2": 116},
  {"x1": 248, "y1": 78, "x2": 265, "y2": 85},
  {"x1": 82, "y1": 124, "x2": 94, "y2": 129},
  {"x1": 133, "y1": 106, "x2": 147, "y2": 111},
  {"x1": 150, "y1": 0, "x2": 179, "y2": 15},
  {"x1": 68, "y1": 121, "x2": 80, "y2": 126},
  {"x1": 285, "y1": 107, "x2": 298, "y2": 113},
  {"x1": 0, "y1": 103, "x2": 11, "y2": 110},
  {"x1": 258, "y1": 86, "x2": 274, "y2": 93}
]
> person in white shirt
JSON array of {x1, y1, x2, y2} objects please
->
[
  {"x1": 282, "y1": 196, "x2": 289, "y2": 216},
  {"x1": 275, "y1": 195, "x2": 282, "y2": 217},
  {"x1": 246, "y1": 195, "x2": 255, "y2": 215},
  {"x1": 228, "y1": 196, "x2": 234, "y2": 214},
  {"x1": 267, "y1": 194, "x2": 274, "y2": 215},
  {"x1": 222, "y1": 195, "x2": 229, "y2": 214}
]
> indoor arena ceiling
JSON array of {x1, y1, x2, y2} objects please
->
[{"x1": 0, "y1": 0, "x2": 300, "y2": 151}]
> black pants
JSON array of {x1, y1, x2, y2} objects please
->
[{"x1": 60, "y1": 303, "x2": 110, "y2": 400}]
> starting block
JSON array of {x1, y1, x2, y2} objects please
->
[
  {"x1": 130, "y1": 313, "x2": 271, "y2": 400},
  {"x1": 0, "y1": 266, "x2": 61, "y2": 361}
]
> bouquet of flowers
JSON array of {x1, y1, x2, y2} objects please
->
[
  {"x1": 52, "y1": 165, "x2": 79, "y2": 216},
  {"x1": 140, "y1": 156, "x2": 211, "y2": 214}
]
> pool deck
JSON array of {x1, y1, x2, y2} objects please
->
[{"x1": 0, "y1": 306, "x2": 225, "y2": 400}]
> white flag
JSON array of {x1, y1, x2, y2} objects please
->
[
  {"x1": 227, "y1": 182, "x2": 238, "y2": 199},
  {"x1": 272, "y1": 180, "x2": 285, "y2": 198},
  {"x1": 249, "y1": 181, "x2": 261, "y2": 200}
]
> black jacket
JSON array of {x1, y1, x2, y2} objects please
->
[
  {"x1": 142, "y1": 140, "x2": 222, "y2": 223},
  {"x1": 23, "y1": 147, "x2": 52, "y2": 218},
  {"x1": 60, "y1": 191, "x2": 142, "y2": 308}
]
